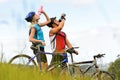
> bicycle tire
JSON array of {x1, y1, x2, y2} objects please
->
[
  {"x1": 93, "y1": 70, "x2": 115, "y2": 80},
  {"x1": 8, "y1": 54, "x2": 37, "y2": 67}
]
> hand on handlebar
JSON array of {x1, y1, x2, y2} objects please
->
[
  {"x1": 32, "y1": 41, "x2": 46, "y2": 46},
  {"x1": 66, "y1": 47, "x2": 79, "y2": 55},
  {"x1": 41, "y1": 42, "x2": 46, "y2": 46}
]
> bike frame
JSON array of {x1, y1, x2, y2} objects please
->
[
  {"x1": 26, "y1": 48, "x2": 68, "y2": 70},
  {"x1": 69, "y1": 53, "x2": 101, "y2": 75}
]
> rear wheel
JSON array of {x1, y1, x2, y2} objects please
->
[{"x1": 8, "y1": 54, "x2": 37, "y2": 68}]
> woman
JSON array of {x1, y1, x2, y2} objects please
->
[
  {"x1": 25, "y1": 10, "x2": 50, "y2": 71},
  {"x1": 47, "y1": 16, "x2": 78, "y2": 72}
]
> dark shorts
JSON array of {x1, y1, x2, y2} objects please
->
[
  {"x1": 33, "y1": 47, "x2": 47, "y2": 63},
  {"x1": 50, "y1": 53, "x2": 68, "y2": 68}
]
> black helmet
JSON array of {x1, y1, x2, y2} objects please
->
[
  {"x1": 25, "y1": 11, "x2": 35, "y2": 22},
  {"x1": 47, "y1": 17, "x2": 56, "y2": 27}
]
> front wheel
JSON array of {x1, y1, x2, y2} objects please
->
[
  {"x1": 93, "y1": 71, "x2": 115, "y2": 80},
  {"x1": 8, "y1": 54, "x2": 37, "y2": 68}
]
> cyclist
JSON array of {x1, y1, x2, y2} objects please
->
[
  {"x1": 47, "y1": 15, "x2": 78, "y2": 72},
  {"x1": 25, "y1": 10, "x2": 50, "y2": 71}
]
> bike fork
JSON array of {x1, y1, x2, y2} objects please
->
[{"x1": 96, "y1": 68, "x2": 102, "y2": 80}]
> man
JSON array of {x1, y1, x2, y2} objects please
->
[
  {"x1": 25, "y1": 10, "x2": 50, "y2": 71},
  {"x1": 47, "y1": 15, "x2": 78, "y2": 71}
]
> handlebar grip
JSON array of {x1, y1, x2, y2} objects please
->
[
  {"x1": 73, "y1": 47, "x2": 79, "y2": 49},
  {"x1": 94, "y1": 54, "x2": 105, "y2": 58},
  {"x1": 66, "y1": 48, "x2": 77, "y2": 54}
]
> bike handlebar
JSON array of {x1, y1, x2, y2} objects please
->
[
  {"x1": 94, "y1": 54, "x2": 105, "y2": 59},
  {"x1": 66, "y1": 47, "x2": 79, "y2": 54}
]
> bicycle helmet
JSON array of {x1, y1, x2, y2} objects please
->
[{"x1": 25, "y1": 11, "x2": 35, "y2": 22}]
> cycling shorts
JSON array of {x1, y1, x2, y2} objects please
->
[{"x1": 33, "y1": 47, "x2": 47, "y2": 63}]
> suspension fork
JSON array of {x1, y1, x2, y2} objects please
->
[
  {"x1": 96, "y1": 67, "x2": 102, "y2": 80},
  {"x1": 94, "y1": 59, "x2": 101, "y2": 80}
]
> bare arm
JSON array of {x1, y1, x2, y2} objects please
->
[
  {"x1": 38, "y1": 10, "x2": 51, "y2": 27},
  {"x1": 66, "y1": 38, "x2": 73, "y2": 49},
  {"x1": 29, "y1": 28, "x2": 46, "y2": 46},
  {"x1": 49, "y1": 19, "x2": 65, "y2": 36}
]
